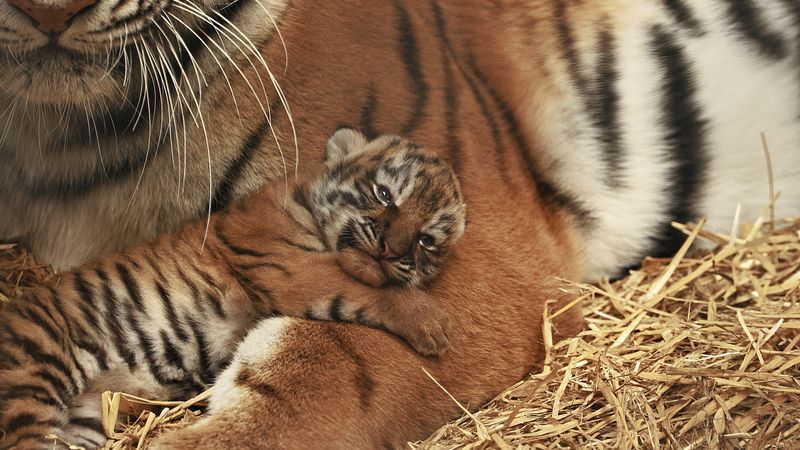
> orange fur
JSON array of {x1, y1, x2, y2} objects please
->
[{"x1": 1, "y1": 1, "x2": 586, "y2": 449}]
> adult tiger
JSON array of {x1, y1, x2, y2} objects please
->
[{"x1": 0, "y1": 0, "x2": 798, "y2": 448}]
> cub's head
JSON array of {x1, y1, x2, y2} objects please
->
[{"x1": 310, "y1": 128, "x2": 466, "y2": 288}]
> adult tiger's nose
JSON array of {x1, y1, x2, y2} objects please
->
[{"x1": 7, "y1": 0, "x2": 98, "y2": 33}]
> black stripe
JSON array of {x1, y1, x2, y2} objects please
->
[
  {"x1": 466, "y1": 56, "x2": 594, "y2": 226},
  {"x1": 275, "y1": 237, "x2": 321, "y2": 253},
  {"x1": 32, "y1": 368, "x2": 72, "y2": 401},
  {"x1": 42, "y1": 289, "x2": 102, "y2": 375},
  {"x1": 648, "y1": 26, "x2": 708, "y2": 258},
  {"x1": 43, "y1": 286, "x2": 82, "y2": 343},
  {"x1": 68, "y1": 416, "x2": 103, "y2": 433},
  {"x1": 323, "y1": 328, "x2": 374, "y2": 410},
  {"x1": 553, "y1": 0, "x2": 590, "y2": 96},
  {"x1": 237, "y1": 261, "x2": 290, "y2": 275},
  {"x1": 203, "y1": 290, "x2": 227, "y2": 319},
  {"x1": 97, "y1": 269, "x2": 138, "y2": 369},
  {"x1": 662, "y1": 0, "x2": 704, "y2": 34},
  {"x1": 393, "y1": 0, "x2": 429, "y2": 134},
  {"x1": 155, "y1": 281, "x2": 189, "y2": 342},
  {"x1": 1, "y1": 385, "x2": 66, "y2": 409},
  {"x1": 780, "y1": 0, "x2": 800, "y2": 120},
  {"x1": 73, "y1": 273, "x2": 103, "y2": 329},
  {"x1": 17, "y1": 304, "x2": 60, "y2": 343},
  {"x1": 125, "y1": 304, "x2": 180, "y2": 385},
  {"x1": 5, "y1": 413, "x2": 37, "y2": 434},
  {"x1": 430, "y1": 0, "x2": 461, "y2": 174},
  {"x1": 213, "y1": 220, "x2": 271, "y2": 257},
  {"x1": 592, "y1": 29, "x2": 624, "y2": 187},
  {"x1": 25, "y1": 151, "x2": 150, "y2": 200},
  {"x1": 328, "y1": 296, "x2": 344, "y2": 322},
  {"x1": 722, "y1": 0, "x2": 789, "y2": 60},
  {"x1": 212, "y1": 101, "x2": 279, "y2": 211},
  {"x1": 186, "y1": 318, "x2": 214, "y2": 384},
  {"x1": 116, "y1": 262, "x2": 145, "y2": 310},
  {"x1": 431, "y1": 2, "x2": 510, "y2": 190},
  {"x1": 360, "y1": 85, "x2": 379, "y2": 140},
  {"x1": 160, "y1": 330, "x2": 189, "y2": 374},
  {"x1": 1, "y1": 325, "x2": 75, "y2": 395}
]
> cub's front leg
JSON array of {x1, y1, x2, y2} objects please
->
[{"x1": 239, "y1": 244, "x2": 451, "y2": 356}]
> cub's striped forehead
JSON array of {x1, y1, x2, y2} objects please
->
[{"x1": 335, "y1": 134, "x2": 462, "y2": 207}]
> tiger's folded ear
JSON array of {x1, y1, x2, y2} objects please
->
[{"x1": 325, "y1": 127, "x2": 368, "y2": 165}]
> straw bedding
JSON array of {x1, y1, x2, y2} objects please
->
[{"x1": 2, "y1": 216, "x2": 799, "y2": 449}]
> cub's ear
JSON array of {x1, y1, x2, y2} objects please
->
[{"x1": 325, "y1": 127, "x2": 368, "y2": 164}]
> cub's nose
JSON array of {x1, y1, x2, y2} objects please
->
[
  {"x1": 7, "y1": 0, "x2": 98, "y2": 33},
  {"x1": 379, "y1": 240, "x2": 401, "y2": 261}
]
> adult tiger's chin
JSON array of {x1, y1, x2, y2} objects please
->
[{"x1": 0, "y1": 46, "x2": 128, "y2": 106}]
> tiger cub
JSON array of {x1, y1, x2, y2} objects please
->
[{"x1": 0, "y1": 128, "x2": 465, "y2": 449}]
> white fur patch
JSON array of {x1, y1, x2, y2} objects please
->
[{"x1": 209, "y1": 317, "x2": 294, "y2": 412}]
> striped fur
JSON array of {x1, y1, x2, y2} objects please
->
[
  {"x1": 0, "y1": 130, "x2": 461, "y2": 448},
  {"x1": 0, "y1": 0, "x2": 798, "y2": 448}
]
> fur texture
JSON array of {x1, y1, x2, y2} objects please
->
[{"x1": 1, "y1": 0, "x2": 798, "y2": 448}]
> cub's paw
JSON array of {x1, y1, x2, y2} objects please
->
[
  {"x1": 393, "y1": 302, "x2": 452, "y2": 356},
  {"x1": 335, "y1": 248, "x2": 386, "y2": 287}
]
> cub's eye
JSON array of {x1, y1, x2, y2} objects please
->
[
  {"x1": 418, "y1": 234, "x2": 436, "y2": 250},
  {"x1": 374, "y1": 184, "x2": 393, "y2": 204}
]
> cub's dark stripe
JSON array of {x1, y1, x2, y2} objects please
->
[
  {"x1": 329, "y1": 296, "x2": 344, "y2": 322},
  {"x1": 68, "y1": 416, "x2": 104, "y2": 433},
  {"x1": 649, "y1": 26, "x2": 708, "y2": 258},
  {"x1": 323, "y1": 328, "x2": 374, "y2": 410},
  {"x1": 662, "y1": 0, "x2": 704, "y2": 34},
  {"x1": 98, "y1": 273, "x2": 137, "y2": 369},
  {"x1": 160, "y1": 330, "x2": 190, "y2": 375},
  {"x1": 4, "y1": 413, "x2": 38, "y2": 434},
  {"x1": 116, "y1": 262, "x2": 145, "y2": 310},
  {"x1": 214, "y1": 220, "x2": 271, "y2": 257},
  {"x1": 212, "y1": 99, "x2": 280, "y2": 211},
  {"x1": 185, "y1": 259, "x2": 223, "y2": 293},
  {"x1": 17, "y1": 304, "x2": 60, "y2": 343},
  {"x1": 393, "y1": 0, "x2": 429, "y2": 134},
  {"x1": 275, "y1": 237, "x2": 321, "y2": 253},
  {"x1": 722, "y1": 0, "x2": 788, "y2": 60},
  {"x1": 2, "y1": 328, "x2": 74, "y2": 392},
  {"x1": 155, "y1": 281, "x2": 190, "y2": 342},
  {"x1": 45, "y1": 286, "x2": 92, "y2": 351},
  {"x1": 304, "y1": 308, "x2": 316, "y2": 320},
  {"x1": 125, "y1": 304, "x2": 179, "y2": 385},
  {"x1": 592, "y1": 29, "x2": 624, "y2": 188},
  {"x1": 361, "y1": 85, "x2": 379, "y2": 140},
  {"x1": 203, "y1": 290, "x2": 227, "y2": 319},
  {"x1": 142, "y1": 251, "x2": 166, "y2": 281},
  {"x1": 32, "y1": 368, "x2": 72, "y2": 401},
  {"x1": 466, "y1": 56, "x2": 594, "y2": 226},
  {"x1": 238, "y1": 261, "x2": 291, "y2": 275},
  {"x1": 186, "y1": 318, "x2": 214, "y2": 384},
  {"x1": 430, "y1": 0, "x2": 461, "y2": 173}
]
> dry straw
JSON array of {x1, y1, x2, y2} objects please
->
[{"x1": 2, "y1": 214, "x2": 799, "y2": 449}]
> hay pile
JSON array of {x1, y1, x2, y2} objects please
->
[{"x1": 2, "y1": 216, "x2": 799, "y2": 449}]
